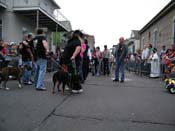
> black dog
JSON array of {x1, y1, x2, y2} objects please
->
[
  {"x1": 0, "y1": 67, "x2": 24, "y2": 90},
  {"x1": 52, "y1": 69, "x2": 82, "y2": 95},
  {"x1": 52, "y1": 70, "x2": 70, "y2": 95}
]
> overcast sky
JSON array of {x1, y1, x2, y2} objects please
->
[{"x1": 56, "y1": 0, "x2": 171, "y2": 48}]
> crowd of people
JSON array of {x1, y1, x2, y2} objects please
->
[
  {"x1": 0, "y1": 29, "x2": 175, "y2": 93},
  {"x1": 91, "y1": 45, "x2": 115, "y2": 77},
  {"x1": 0, "y1": 30, "x2": 125, "y2": 93},
  {"x1": 127, "y1": 43, "x2": 175, "y2": 79},
  {"x1": 0, "y1": 29, "x2": 93, "y2": 93},
  {"x1": 0, "y1": 28, "x2": 50, "y2": 91}
]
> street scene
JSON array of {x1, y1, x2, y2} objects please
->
[{"x1": 0, "y1": 0, "x2": 175, "y2": 131}]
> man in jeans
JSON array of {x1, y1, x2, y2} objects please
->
[
  {"x1": 113, "y1": 37, "x2": 128, "y2": 82},
  {"x1": 103, "y1": 45, "x2": 110, "y2": 75},
  {"x1": 19, "y1": 33, "x2": 34, "y2": 85},
  {"x1": 32, "y1": 29, "x2": 49, "y2": 91}
]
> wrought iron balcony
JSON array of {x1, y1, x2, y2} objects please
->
[{"x1": 13, "y1": 0, "x2": 71, "y2": 31}]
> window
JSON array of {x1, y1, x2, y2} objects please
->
[
  {"x1": 153, "y1": 29, "x2": 158, "y2": 48},
  {"x1": 142, "y1": 37, "x2": 144, "y2": 49},
  {"x1": 132, "y1": 43, "x2": 135, "y2": 53},
  {"x1": 148, "y1": 31, "x2": 151, "y2": 41},
  {"x1": 131, "y1": 32, "x2": 135, "y2": 38},
  {"x1": 0, "y1": 20, "x2": 2, "y2": 40}
]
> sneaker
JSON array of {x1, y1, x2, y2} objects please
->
[
  {"x1": 23, "y1": 81, "x2": 28, "y2": 84},
  {"x1": 24, "y1": 81, "x2": 33, "y2": 85},
  {"x1": 42, "y1": 88, "x2": 47, "y2": 91},
  {"x1": 36, "y1": 88, "x2": 47, "y2": 91},
  {"x1": 5, "y1": 87, "x2": 10, "y2": 90},
  {"x1": 113, "y1": 79, "x2": 119, "y2": 82},
  {"x1": 120, "y1": 80, "x2": 124, "y2": 83},
  {"x1": 65, "y1": 87, "x2": 70, "y2": 91},
  {"x1": 77, "y1": 89, "x2": 83, "y2": 93},
  {"x1": 72, "y1": 90, "x2": 78, "y2": 93},
  {"x1": 29, "y1": 80, "x2": 34, "y2": 83},
  {"x1": 27, "y1": 81, "x2": 33, "y2": 85},
  {"x1": 9, "y1": 76, "x2": 13, "y2": 79},
  {"x1": 96, "y1": 74, "x2": 100, "y2": 77}
]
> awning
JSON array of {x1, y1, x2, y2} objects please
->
[{"x1": 13, "y1": 7, "x2": 70, "y2": 32}]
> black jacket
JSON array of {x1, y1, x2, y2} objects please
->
[{"x1": 115, "y1": 44, "x2": 128, "y2": 62}]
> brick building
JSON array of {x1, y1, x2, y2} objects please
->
[{"x1": 139, "y1": 0, "x2": 175, "y2": 51}]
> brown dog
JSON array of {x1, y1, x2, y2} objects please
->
[
  {"x1": 0, "y1": 66, "x2": 24, "y2": 90},
  {"x1": 52, "y1": 70, "x2": 70, "y2": 96}
]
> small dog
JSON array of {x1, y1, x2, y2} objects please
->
[
  {"x1": 52, "y1": 70, "x2": 69, "y2": 95},
  {"x1": 0, "y1": 66, "x2": 24, "y2": 90}
]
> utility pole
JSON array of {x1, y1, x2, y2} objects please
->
[{"x1": 36, "y1": 10, "x2": 39, "y2": 29}]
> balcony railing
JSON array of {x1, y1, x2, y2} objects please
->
[
  {"x1": 0, "y1": 0, "x2": 7, "y2": 8},
  {"x1": 54, "y1": 9, "x2": 71, "y2": 30},
  {"x1": 13, "y1": 0, "x2": 71, "y2": 30}
]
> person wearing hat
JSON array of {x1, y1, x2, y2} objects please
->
[
  {"x1": 8, "y1": 42, "x2": 18, "y2": 56},
  {"x1": 113, "y1": 37, "x2": 128, "y2": 82}
]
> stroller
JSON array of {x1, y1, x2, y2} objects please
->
[
  {"x1": 165, "y1": 78, "x2": 175, "y2": 94},
  {"x1": 164, "y1": 64, "x2": 175, "y2": 94}
]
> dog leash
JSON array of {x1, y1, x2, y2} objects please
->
[
  {"x1": 49, "y1": 56, "x2": 68, "y2": 72},
  {"x1": 48, "y1": 54, "x2": 78, "y2": 76}
]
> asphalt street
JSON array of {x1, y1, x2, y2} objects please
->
[{"x1": 0, "y1": 71, "x2": 174, "y2": 131}]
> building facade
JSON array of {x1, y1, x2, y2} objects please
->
[
  {"x1": 85, "y1": 34, "x2": 95, "y2": 51},
  {"x1": 139, "y1": 0, "x2": 175, "y2": 51},
  {"x1": 0, "y1": 0, "x2": 71, "y2": 51},
  {"x1": 126, "y1": 30, "x2": 140, "y2": 54}
]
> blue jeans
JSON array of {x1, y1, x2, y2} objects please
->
[
  {"x1": 23, "y1": 61, "x2": 32, "y2": 82},
  {"x1": 35, "y1": 58, "x2": 47, "y2": 89},
  {"x1": 97, "y1": 60, "x2": 102, "y2": 76},
  {"x1": 115, "y1": 61, "x2": 125, "y2": 81}
]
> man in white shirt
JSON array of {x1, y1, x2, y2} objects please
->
[{"x1": 141, "y1": 45, "x2": 149, "y2": 60}]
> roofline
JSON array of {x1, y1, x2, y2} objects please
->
[
  {"x1": 51, "y1": 0, "x2": 61, "y2": 9},
  {"x1": 0, "y1": 2, "x2": 8, "y2": 9},
  {"x1": 139, "y1": 0, "x2": 175, "y2": 34},
  {"x1": 131, "y1": 30, "x2": 139, "y2": 32},
  {"x1": 39, "y1": 7, "x2": 69, "y2": 31},
  {"x1": 13, "y1": 7, "x2": 40, "y2": 11},
  {"x1": 13, "y1": 7, "x2": 70, "y2": 31}
]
